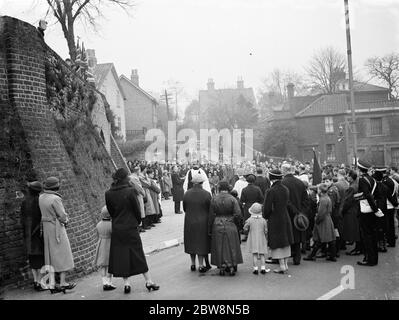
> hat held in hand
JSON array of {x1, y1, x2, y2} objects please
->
[{"x1": 294, "y1": 213, "x2": 309, "y2": 231}]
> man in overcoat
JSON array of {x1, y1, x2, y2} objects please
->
[{"x1": 281, "y1": 163, "x2": 309, "y2": 265}]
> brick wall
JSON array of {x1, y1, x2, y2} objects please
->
[{"x1": 0, "y1": 16, "x2": 123, "y2": 287}]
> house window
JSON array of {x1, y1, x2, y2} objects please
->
[
  {"x1": 391, "y1": 148, "x2": 399, "y2": 166},
  {"x1": 325, "y1": 117, "x2": 334, "y2": 133},
  {"x1": 370, "y1": 117, "x2": 382, "y2": 135},
  {"x1": 326, "y1": 144, "x2": 336, "y2": 161},
  {"x1": 117, "y1": 116, "x2": 122, "y2": 130},
  {"x1": 116, "y1": 91, "x2": 121, "y2": 108},
  {"x1": 371, "y1": 145, "x2": 384, "y2": 166}
]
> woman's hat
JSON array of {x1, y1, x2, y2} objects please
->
[
  {"x1": 101, "y1": 206, "x2": 110, "y2": 219},
  {"x1": 27, "y1": 181, "x2": 43, "y2": 192},
  {"x1": 246, "y1": 174, "x2": 256, "y2": 183},
  {"x1": 112, "y1": 168, "x2": 129, "y2": 181},
  {"x1": 43, "y1": 177, "x2": 60, "y2": 190},
  {"x1": 269, "y1": 169, "x2": 283, "y2": 180},
  {"x1": 294, "y1": 213, "x2": 309, "y2": 232},
  {"x1": 236, "y1": 168, "x2": 244, "y2": 176},
  {"x1": 191, "y1": 170, "x2": 206, "y2": 184},
  {"x1": 249, "y1": 202, "x2": 263, "y2": 215}
]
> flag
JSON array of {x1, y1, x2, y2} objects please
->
[{"x1": 312, "y1": 148, "x2": 322, "y2": 185}]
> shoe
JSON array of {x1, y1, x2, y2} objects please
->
[
  {"x1": 143, "y1": 226, "x2": 151, "y2": 230},
  {"x1": 50, "y1": 287, "x2": 65, "y2": 294},
  {"x1": 273, "y1": 269, "x2": 287, "y2": 274},
  {"x1": 260, "y1": 269, "x2": 270, "y2": 274},
  {"x1": 154, "y1": 220, "x2": 161, "y2": 224},
  {"x1": 253, "y1": 269, "x2": 259, "y2": 275},
  {"x1": 60, "y1": 283, "x2": 76, "y2": 290},
  {"x1": 293, "y1": 261, "x2": 300, "y2": 266},
  {"x1": 346, "y1": 250, "x2": 361, "y2": 256},
  {"x1": 198, "y1": 266, "x2": 207, "y2": 273},
  {"x1": 139, "y1": 227, "x2": 146, "y2": 233},
  {"x1": 316, "y1": 254, "x2": 327, "y2": 258},
  {"x1": 34, "y1": 282, "x2": 46, "y2": 292},
  {"x1": 241, "y1": 237, "x2": 247, "y2": 242},
  {"x1": 219, "y1": 269, "x2": 225, "y2": 276},
  {"x1": 146, "y1": 282, "x2": 160, "y2": 292},
  {"x1": 150, "y1": 224, "x2": 156, "y2": 227},
  {"x1": 229, "y1": 269, "x2": 235, "y2": 276},
  {"x1": 124, "y1": 285, "x2": 131, "y2": 294},
  {"x1": 205, "y1": 265, "x2": 212, "y2": 271},
  {"x1": 233, "y1": 265, "x2": 237, "y2": 272},
  {"x1": 303, "y1": 256, "x2": 316, "y2": 261},
  {"x1": 326, "y1": 257, "x2": 337, "y2": 262},
  {"x1": 190, "y1": 265, "x2": 196, "y2": 271},
  {"x1": 357, "y1": 261, "x2": 377, "y2": 267},
  {"x1": 103, "y1": 284, "x2": 116, "y2": 291}
]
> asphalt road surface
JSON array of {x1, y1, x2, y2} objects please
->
[{"x1": 4, "y1": 242, "x2": 399, "y2": 300}]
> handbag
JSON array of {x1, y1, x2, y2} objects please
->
[{"x1": 359, "y1": 178, "x2": 377, "y2": 213}]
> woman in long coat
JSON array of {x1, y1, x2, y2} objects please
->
[
  {"x1": 342, "y1": 170, "x2": 362, "y2": 255},
  {"x1": 263, "y1": 170, "x2": 294, "y2": 274},
  {"x1": 105, "y1": 168, "x2": 159, "y2": 294},
  {"x1": 147, "y1": 168, "x2": 162, "y2": 224},
  {"x1": 21, "y1": 181, "x2": 45, "y2": 291},
  {"x1": 209, "y1": 181, "x2": 243, "y2": 276},
  {"x1": 39, "y1": 177, "x2": 75, "y2": 292},
  {"x1": 139, "y1": 165, "x2": 156, "y2": 229},
  {"x1": 171, "y1": 166, "x2": 185, "y2": 214},
  {"x1": 183, "y1": 172, "x2": 212, "y2": 272},
  {"x1": 240, "y1": 174, "x2": 264, "y2": 221}
]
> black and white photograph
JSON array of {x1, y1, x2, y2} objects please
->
[{"x1": 1, "y1": 0, "x2": 399, "y2": 306}]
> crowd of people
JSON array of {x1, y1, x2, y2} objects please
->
[{"x1": 19, "y1": 157, "x2": 399, "y2": 294}]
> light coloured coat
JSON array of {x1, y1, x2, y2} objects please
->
[
  {"x1": 243, "y1": 214, "x2": 268, "y2": 255},
  {"x1": 39, "y1": 191, "x2": 74, "y2": 272}
]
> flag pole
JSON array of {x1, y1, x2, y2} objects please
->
[{"x1": 344, "y1": 0, "x2": 358, "y2": 168}]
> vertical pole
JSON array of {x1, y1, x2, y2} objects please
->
[
  {"x1": 344, "y1": 0, "x2": 358, "y2": 167},
  {"x1": 165, "y1": 89, "x2": 170, "y2": 121}
]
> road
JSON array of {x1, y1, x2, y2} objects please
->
[{"x1": 4, "y1": 241, "x2": 399, "y2": 300}]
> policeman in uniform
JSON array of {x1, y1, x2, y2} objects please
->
[
  {"x1": 372, "y1": 168, "x2": 390, "y2": 253},
  {"x1": 380, "y1": 168, "x2": 399, "y2": 247},
  {"x1": 357, "y1": 160, "x2": 379, "y2": 266}
]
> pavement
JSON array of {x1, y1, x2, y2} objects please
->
[{"x1": 2, "y1": 198, "x2": 399, "y2": 300}]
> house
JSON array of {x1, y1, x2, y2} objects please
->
[
  {"x1": 120, "y1": 70, "x2": 159, "y2": 140},
  {"x1": 198, "y1": 78, "x2": 258, "y2": 128},
  {"x1": 87, "y1": 49, "x2": 127, "y2": 141},
  {"x1": 268, "y1": 78, "x2": 399, "y2": 166}
]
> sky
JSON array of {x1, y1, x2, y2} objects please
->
[{"x1": 1, "y1": 0, "x2": 399, "y2": 114}]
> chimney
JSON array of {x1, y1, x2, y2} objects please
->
[
  {"x1": 237, "y1": 76, "x2": 244, "y2": 89},
  {"x1": 86, "y1": 49, "x2": 97, "y2": 68},
  {"x1": 287, "y1": 83, "x2": 295, "y2": 100},
  {"x1": 131, "y1": 69, "x2": 139, "y2": 86},
  {"x1": 207, "y1": 78, "x2": 215, "y2": 90}
]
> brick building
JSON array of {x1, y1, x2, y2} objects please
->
[
  {"x1": 87, "y1": 50, "x2": 127, "y2": 141},
  {"x1": 198, "y1": 78, "x2": 258, "y2": 128},
  {"x1": 120, "y1": 71, "x2": 159, "y2": 140},
  {"x1": 269, "y1": 80, "x2": 399, "y2": 166}
]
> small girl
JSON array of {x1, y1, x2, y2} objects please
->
[
  {"x1": 94, "y1": 206, "x2": 115, "y2": 290},
  {"x1": 243, "y1": 203, "x2": 270, "y2": 275}
]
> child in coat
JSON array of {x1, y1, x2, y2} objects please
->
[
  {"x1": 304, "y1": 183, "x2": 337, "y2": 262},
  {"x1": 243, "y1": 203, "x2": 270, "y2": 274},
  {"x1": 94, "y1": 206, "x2": 115, "y2": 290}
]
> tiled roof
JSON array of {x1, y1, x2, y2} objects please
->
[
  {"x1": 94, "y1": 63, "x2": 126, "y2": 99},
  {"x1": 296, "y1": 94, "x2": 348, "y2": 117},
  {"x1": 119, "y1": 75, "x2": 158, "y2": 104},
  {"x1": 336, "y1": 79, "x2": 389, "y2": 92},
  {"x1": 199, "y1": 87, "x2": 257, "y2": 109}
]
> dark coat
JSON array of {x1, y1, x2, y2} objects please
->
[
  {"x1": 281, "y1": 174, "x2": 309, "y2": 244},
  {"x1": 240, "y1": 184, "x2": 264, "y2": 221},
  {"x1": 358, "y1": 174, "x2": 378, "y2": 213},
  {"x1": 183, "y1": 185, "x2": 212, "y2": 255},
  {"x1": 105, "y1": 181, "x2": 148, "y2": 277},
  {"x1": 21, "y1": 193, "x2": 44, "y2": 256},
  {"x1": 209, "y1": 192, "x2": 243, "y2": 267},
  {"x1": 263, "y1": 181, "x2": 294, "y2": 249},
  {"x1": 342, "y1": 181, "x2": 360, "y2": 242},
  {"x1": 254, "y1": 175, "x2": 270, "y2": 196},
  {"x1": 171, "y1": 172, "x2": 184, "y2": 202}
]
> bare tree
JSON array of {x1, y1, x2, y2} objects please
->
[
  {"x1": 45, "y1": 0, "x2": 135, "y2": 61},
  {"x1": 365, "y1": 53, "x2": 399, "y2": 100},
  {"x1": 305, "y1": 46, "x2": 347, "y2": 94}
]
